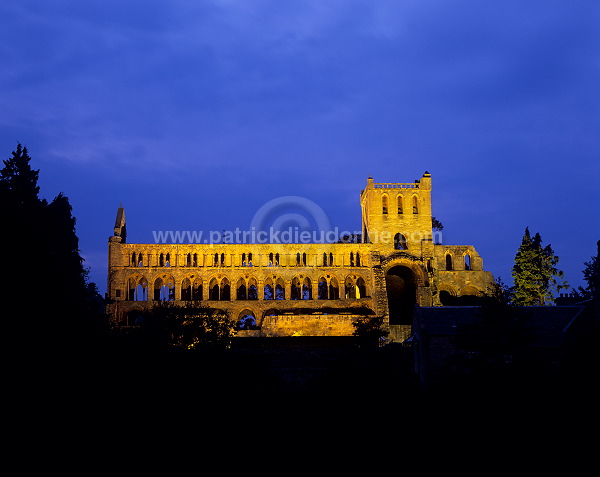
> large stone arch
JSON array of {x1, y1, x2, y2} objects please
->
[
  {"x1": 124, "y1": 305, "x2": 146, "y2": 327},
  {"x1": 382, "y1": 254, "x2": 429, "y2": 324},
  {"x1": 381, "y1": 253, "x2": 429, "y2": 288},
  {"x1": 437, "y1": 284, "x2": 458, "y2": 306},
  {"x1": 237, "y1": 308, "x2": 257, "y2": 329},
  {"x1": 459, "y1": 285, "x2": 481, "y2": 296}
]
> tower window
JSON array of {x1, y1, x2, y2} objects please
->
[
  {"x1": 382, "y1": 195, "x2": 388, "y2": 215},
  {"x1": 394, "y1": 233, "x2": 408, "y2": 250}
]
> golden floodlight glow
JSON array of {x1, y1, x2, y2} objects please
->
[{"x1": 107, "y1": 172, "x2": 495, "y2": 340}]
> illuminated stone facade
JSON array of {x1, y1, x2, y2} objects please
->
[{"x1": 106, "y1": 172, "x2": 495, "y2": 340}]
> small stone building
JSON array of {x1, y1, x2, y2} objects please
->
[{"x1": 106, "y1": 172, "x2": 496, "y2": 339}]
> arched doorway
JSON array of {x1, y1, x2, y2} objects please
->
[{"x1": 385, "y1": 265, "x2": 417, "y2": 324}]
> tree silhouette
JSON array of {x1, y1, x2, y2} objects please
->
[
  {"x1": 352, "y1": 315, "x2": 389, "y2": 348},
  {"x1": 0, "y1": 143, "x2": 105, "y2": 352},
  {"x1": 577, "y1": 241, "x2": 599, "y2": 300},
  {"x1": 141, "y1": 301, "x2": 237, "y2": 350}
]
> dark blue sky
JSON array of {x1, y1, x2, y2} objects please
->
[{"x1": 1, "y1": 0, "x2": 598, "y2": 295}]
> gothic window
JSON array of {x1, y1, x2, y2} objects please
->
[
  {"x1": 382, "y1": 195, "x2": 388, "y2": 215},
  {"x1": 356, "y1": 277, "x2": 367, "y2": 298},
  {"x1": 138, "y1": 253, "x2": 143, "y2": 267},
  {"x1": 248, "y1": 278, "x2": 258, "y2": 300},
  {"x1": 318, "y1": 277, "x2": 328, "y2": 299},
  {"x1": 128, "y1": 277, "x2": 147, "y2": 301},
  {"x1": 214, "y1": 253, "x2": 219, "y2": 267},
  {"x1": 159, "y1": 253, "x2": 165, "y2": 267},
  {"x1": 186, "y1": 253, "x2": 191, "y2": 267},
  {"x1": 397, "y1": 195, "x2": 403, "y2": 214},
  {"x1": 302, "y1": 277, "x2": 312, "y2": 300},
  {"x1": 344, "y1": 276, "x2": 356, "y2": 299},
  {"x1": 323, "y1": 252, "x2": 328, "y2": 266},
  {"x1": 296, "y1": 253, "x2": 301, "y2": 266},
  {"x1": 329, "y1": 253, "x2": 333, "y2": 266},
  {"x1": 275, "y1": 253, "x2": 280, "y2": 266},
  {"x1": 302, "y1": 252, "x2": 307, "y2": 266},
  {"x1": 264, "y1": 278, "x2": 274, "y2": 300},
  {"x1": 154, "y1": 277, "x2": 174, "y2": 301},
  {"x1": 221, "y1": 253, "x2": 225, "y2": 266},
  {"x1": 193, "y1": 253, "x2": 198, "y2": 267},
  {"x1": 275, "y1": 278, "x2": 285, "y2": 300},
  {"x1": 127, "y1": 277, "x2": 135, "y2": 300},
  {"x1": 394, "y1": 233, "x2": 408, "y2": 250},
  {"x1": 220, "y1": 278, "x2": 230, "y2": 301},
  {"x1": 136, "y1": 281, "x2": 148, "y2": 301},
  {"x1": 446, "y1": 253, "x2": 453, "y2": 271},
  {"x1": 192, "y1": 278, "x2": 202, "y2": 300},
  {"x1": 350, "y1": 252, "x2": 354, "y2": 267},
  {"x1": 131, "y1": 252, "x2": 136, "y2": 266},
  {"x1": 236, "y1": 278, "x2": 247, "y2": 300},
  {"x1": 269, "y1": 253, "x2": 274, "y2": 267},
  {"x1": 181, "y1": 278, "x2": 192, "y2": 301},
  {"x1": 165, "y1": 253, "x2": 171, "y2": 267},
  {"x1": 209, "y1": 279, "x2": 219, "y2": 300},
  {"x1": 242, "y1": 253, "x2": 246, "y2": 266},
  {"x1": 412, "y1": 195, "x2": 419, "y2": 214},
  {"x1": 356, "y1": 252, "x2": 361, "y2": 266},
  {"x1": 291, "y1": 277, "x2": 301, "y2": 300},
  {"x1": 465, "y1": 254, "x2": 471, "y2": 271},
  {"x1": 329, "y1": 277, "x2": 340, "y2": 299}
]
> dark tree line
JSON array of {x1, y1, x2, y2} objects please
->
[{"x1": 0, "y1": 144, "x2": 105, "y2": 353}]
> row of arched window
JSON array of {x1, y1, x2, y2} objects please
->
[
  {"x1": 445, "y1": 253, "x2": 473, "y2": 271},
  {"x1": 382, "y1": 194, "x2": 419, "y2": 215},
  {"x1": 126, "y1": 275, "x2": 368, "y2": 302},
  {"x1": 129, "y1": 251, "x2": 365, "y2": 267}
]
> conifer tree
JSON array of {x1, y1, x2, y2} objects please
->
[
  {"x1": 511, "y1": 227, "x2": 567, "y2": 306},
  {"x1": 578, "y1": 241, "x2": 600, "y2": 300},
  {"x1": 0, "y1": 143, "x2": 41, "y2": 207},
  {"x1": 0, "y1": 143, "x2": 105, "y2": 351}
]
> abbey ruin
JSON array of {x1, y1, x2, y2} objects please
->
[{"x1": 106, "y1": 172, "x2": 495, "y2": 341}]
